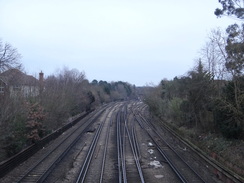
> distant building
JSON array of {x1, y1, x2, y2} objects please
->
[{"x1": 0, "y1": 69, "x2": 44, "y2": 97}]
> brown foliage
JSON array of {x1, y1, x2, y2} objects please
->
[{"x1": 25, "y1": 102, "x2": 45, "y2": 144}]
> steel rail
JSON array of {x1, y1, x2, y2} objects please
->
[
  {"x1": 143, "y1": 124, "x2": 188, "y2": 183},
  {"x1": 117, "y1": 111, "x2": 123, "y2": 183},
  {"x1": 16, "y1": 108, "x2": 106, "y2": 183},
  {"x1": 0, "y1": 110, "x2": 93, "y2": 179},
  {"x1": 131, "y1": 117, "x2": 141, "y2": 160},
  {"x1": 125, "y1": 116, "x2": 145, "y2": 183},
  {"x1": 99, "y1": 112, "x2": 115, "y2": 183},
  {"x1": 135, "y1": 112, "x2": 188, "y2": 183},
  {"x1": 116, "y1": 108, "x2": 128, "y2": 183},
  {"x1": 121, "y1": 109, "x2": 127, "y2": 183},
  {"x1": 138, "y1": 113, "x2": 206, "y2": 183},
  {"x1": 75, "y1": 108, "x2": 110, "y2": 183},
  {"x1": 121, "y1": 111, "x2": 127, "y2": 183},
  {"x1": 134, "y1": 104, "x2": 206, "y2": 183}
]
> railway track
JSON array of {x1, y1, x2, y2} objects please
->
[
  {"x1": 117, "y1": 110, "x2": 127, "y2": 183},
  {"x1": 133, "y1": 101, "x2": 242, "y2": 183},
  {"x1": 75, "y1": 103, "x2": 122, "y2": 183},
  {"x1": 15, "y1": 106, "x2": 107, "y2": 183},
  {"x1": 75, "y1": 106, "x2": 112, "y2": 183},
  {"x1": 117, "y1": 104, "x2": 145, "y2": 183},
  {"x1": 76, "y1": 102, "x2": 146, "y2": 183},
  {"x1": 136, "y1": 114, "x2": 206, "y2": 182},
  {"x1": 125, "y1": 111, "x2": 145, "y2": 183},
  {"x1": 0, "y1": 101, "x2": 241, "y2": 183}
]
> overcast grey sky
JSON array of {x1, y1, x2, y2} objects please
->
[{"x1": 0, "y1": 0, "x2": 236, "y2": 86}]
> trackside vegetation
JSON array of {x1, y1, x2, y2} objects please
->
[
  {"x1": 0, "y1": 64, "x2": 136, "y2": 161},
  {"x1": 144, "y1": 1, "x2": 244, "y2": 176}
]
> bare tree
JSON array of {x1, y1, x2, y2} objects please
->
[
  {"x1": 200, "y1": 28, "x2": 230, "y2": 80},
  {"x1": 40, "y1": 67, "x2": 89, "y2": 129},
  {"x1": 0, "y1": 39, "x2": 22, "y2": 73}
]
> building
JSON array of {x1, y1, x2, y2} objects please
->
[{"x1": 0, "y1": 69, "x2": 44, "y2": 97}]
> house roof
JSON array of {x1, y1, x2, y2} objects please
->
[{"x1": 0, "y1": 69, "x2": 38, "y2": 86}]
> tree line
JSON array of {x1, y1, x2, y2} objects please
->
[
  {"x1": 0, "y1": 42, "x2": 136, "y2": 161},
  {"x1": 145, "y1": 1, "x2": 244, "y2": 140}
]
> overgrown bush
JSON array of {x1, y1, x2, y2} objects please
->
[
  {"x1": 214, "y1": 79, "x2": 244, "y2": 139},
  {"x1": 168, "y1": 97, "x2": 183, "y2": 125}
]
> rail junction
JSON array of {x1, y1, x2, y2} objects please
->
[{"x1": 0, "y1": 101, "x2": 242, "y2": 183}]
